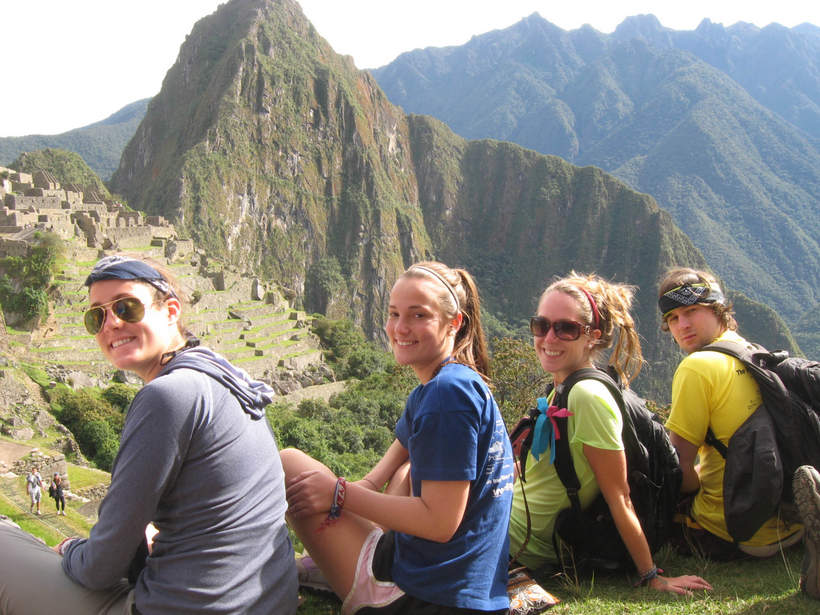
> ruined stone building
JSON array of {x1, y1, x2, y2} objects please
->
[{"x1": 0, "y1": 166, "x2": 193, "y2": 258}]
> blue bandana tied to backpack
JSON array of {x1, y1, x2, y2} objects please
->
[{"x1": 530, "y1": 397, "x2": 573, "y2": 464}]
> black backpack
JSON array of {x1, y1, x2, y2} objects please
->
[
  {"x1": 700, "y1": 340, "x2": 820, "y2": 542},
  {"x1": 510, "y1": 366, "x2": 682, "y2": 572}
]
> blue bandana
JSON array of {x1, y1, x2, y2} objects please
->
[
  {"x1": 530, "y1": 396, "x2": 573, "y2": 464},
  {"x1": 84, "y1": 255, "x2": 176, "y2": 298}
]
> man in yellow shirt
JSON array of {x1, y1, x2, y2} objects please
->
[{"x1": 657, "y1": 268, "x2": 804, "y2": 561}]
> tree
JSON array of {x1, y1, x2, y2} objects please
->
[{"x1": 489, "y1": 337, "x2": 551, "y2": 428}]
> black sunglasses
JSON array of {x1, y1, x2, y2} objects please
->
[
  {"x1": 84, "y1": 297, "x2": 146, "y2": 335},
  {"x1": 529, "y1": 316, "x2": 590, "y2": 341}
]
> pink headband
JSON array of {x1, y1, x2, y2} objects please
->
[{"x1": 578, "y1": 287, "x2": 601, "y2": 330}]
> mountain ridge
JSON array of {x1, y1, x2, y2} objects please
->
[
  {"x1": 371, "y1": 12, "x2": 820, "y2": 347},
  {"x1": 107, "y1": 0, "x2": 800, "y2": 396},
  {"x1": 0, "y1": 100, "x2": 150, "y2": 181},
  {"x1": 1, "y1": 1, "x2": 808, "y2": 394}
]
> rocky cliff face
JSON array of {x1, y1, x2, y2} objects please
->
[
  {"x1": 109, "y1": 0, "x2": 796, "y2": 397},
  {"x1": 112, "y1": 0, "x2": 429, "y2": 337},
  {"x1": 371, "y1": 14, "x2": 820, "y2": 333}
]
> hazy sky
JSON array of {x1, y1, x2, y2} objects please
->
[{"x1": 1, "y1": 0, "x2": 817, "y2": 137}]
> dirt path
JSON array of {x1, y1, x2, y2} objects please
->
[
  {"x1": 0, "y1": 440, "x2": 36, "y2": 468},
  {"x1": 0, "y1": 476, "x2": 77, "y2": 539},
  {"x1": 278, "y1": 381, "x2": 346, "y2": 405}
]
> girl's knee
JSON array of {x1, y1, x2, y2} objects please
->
[{"x1": 279, "y1": 448, "x2": 332, "y2": 479}]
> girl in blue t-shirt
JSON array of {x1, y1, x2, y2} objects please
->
[{"x1": 283, "y1": 261, "x2": 513, "y2": 614}]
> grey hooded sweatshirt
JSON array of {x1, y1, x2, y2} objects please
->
[{"x1": 62, "y1": 347, "x2": 297, "y2": 614}]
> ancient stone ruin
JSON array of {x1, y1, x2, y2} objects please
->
[{"x1": 0, "y1": 165, "x2": 191, "y2": 258}]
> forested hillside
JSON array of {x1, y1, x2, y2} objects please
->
[
  {"x1": 101, "y1": 0, "x2": 803, "y2": 396},
  {"x1": 372, "y1": 14, "x2": 820, "y2": 357},
  {"x1": 0, "y1": 99, "x2": 149, "y2": 181}
]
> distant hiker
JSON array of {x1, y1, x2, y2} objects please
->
[
  {"x1": 49, "y1": 473, "x2": 66, "y2": 515},
  {"x1": 657, "y1": 267, "x2": 804, "y2": 560},
  {"x1": 283, "y1": 261, "x2": 514, "y2": 613},
  {"x1": 0, "y1": 255, "x2": 297, "y2": 614},
  {"x1": 26, "y1": 467, "x2": 42, "y2": 515},
  {"x1": 507, "y1": 272, "x2": 710, "y2": 612}
]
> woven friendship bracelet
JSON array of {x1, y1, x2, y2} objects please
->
[
  {"x1": 316, "y1": 477, "x2": 347, "y2": 532},
  {"x1": 634, "y1": 565, "x2": 663, "y2": 587}
]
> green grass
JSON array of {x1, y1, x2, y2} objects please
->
[
  {"x1": 0, "y1": 493, "x2": 65, "y2": 545},
  {"x1": 20, "y1": 363, "x2": 50, "y2": 388},
  {"x1": 296, "y1": 546, "x2": 815, "y2": 614},
  {"x1": 0, "y1": 473, "x2": 94, "y2": 545},
  {"x1": 65, "y1": 463, "x2": 109, "y2": 491}
]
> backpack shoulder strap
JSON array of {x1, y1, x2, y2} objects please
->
[
  {"x1": 699, "y1": 338, "x2": 792, "y2": 453},
  {"x1": 699, "y1": 340, "x2": 755, "y2": 459},
  {"x1": 705, "y1": 427, "x2": 728, "y2": 458},
  {"x1": 552, "y1": 367, "x2": 624, "y2": 512},
  {"x1": 701, "y1": 339, "x2": 763, "y2": 364}
]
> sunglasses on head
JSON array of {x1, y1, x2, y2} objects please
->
[
  {"x1": 529, "y1": 316, "x2": 590, "y2": 341},
  {"x1": 84, "y1": 297, "x2": 146, "y2": 335}
]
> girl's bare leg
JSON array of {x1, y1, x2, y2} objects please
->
[{"x1": 280, "y1": 448, "x2": 376, "y2": 598}]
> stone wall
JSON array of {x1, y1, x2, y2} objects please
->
[
  {"x1": 0, "y1": 167, "x2": 187, "y2": 269},
  {"x1": 10, "y1": 171, "x2": 32, "y2": 184},
  {"x1": 0, "y1": 237, "x2": 29, "y2": 257},
  {"x1": 106, "y1": 225, "x2": 153, "y2": 248},
  {"x1": 0, "y1": 209, "x2": 38, "y2": 226},
  {"x1": 5, "y1": 193, "x2": 63, "y2": 210},
  {"x1": 23, "y1": 188, "x2": 65, "y2": 202}
]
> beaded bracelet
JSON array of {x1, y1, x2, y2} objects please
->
[
  {"x1": 634, "y1": 565, "x2": 663, "y2": 587},
  {"x1": 317, "y1": 477, "x2": 347, "y2": 532},
  {"x1": 361, "y1": 476, "x2": 381, "y2": 490}
]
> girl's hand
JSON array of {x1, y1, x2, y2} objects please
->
[
  {"x1": 53, "y1": 537, "x2": 78, "y2": 556},
  {"x1": 649, "y1": 574, "x2": 712, "y2": 596},
  {"x1": 285, "y1": 469, "x2": 337, "y2": 518}
]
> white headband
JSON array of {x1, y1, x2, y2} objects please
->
[{"x1": 410, "y1": 266, "x2": 461, "y2": 312}]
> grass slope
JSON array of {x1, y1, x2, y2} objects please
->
[{"x1": 299, "y1": 546, "x2": 814, "y2": 614}]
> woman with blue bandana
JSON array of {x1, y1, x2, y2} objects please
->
[
  {"x1": 0, "y1": 255, "x2": 298, "y2": 614},
  {"x1": 506, "y1": 273, "x2": 710, "y2": 612},
  {"x1": 658, "y1": 267, "x2": 804, "y2": 560}
]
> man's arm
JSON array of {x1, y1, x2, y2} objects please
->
[{"x1": 670, "y1": 432, "x2": 701, "y2": 493}]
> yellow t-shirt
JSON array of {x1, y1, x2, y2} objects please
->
[
  {"x1": 509, "y1": 379, "x2": 622, "y2": 570},
  {"x1": 666, "y1": 330, "x2": 801, "y2": 546}
]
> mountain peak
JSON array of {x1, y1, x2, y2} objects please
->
[{"x1": 612, "y1": 14, "x2": 673, "y2": 46}]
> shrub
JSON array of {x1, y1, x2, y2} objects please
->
[
  {"x1": 0, "y1": 232, "x2": 63, "y2": 326},
  {"x1": 50, "y1": 387, "x2": 122, "y2": 471},
  {"x1": 101, "y1": 383, "x2": 139, "y2": 412}
]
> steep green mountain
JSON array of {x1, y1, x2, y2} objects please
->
[
  {"x1": 371, "y1": 14, "x2": 820, "y2": 355},
  {"x1": 108, "y1": 0, "x2": 799, "y2": 398},
  {"x1": 111, "y1": 0, "x2": 430, "y2": 342},
  {"x1": 10, "y1": 149, "x2": 111, "y2": 197},
  {"x1": 0, "y1": 99, "x2": 149, "y2": 181}
]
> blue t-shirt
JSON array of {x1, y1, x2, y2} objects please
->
[{"x1": 393, "y1": 363, "x2": 513, "y2": 611}]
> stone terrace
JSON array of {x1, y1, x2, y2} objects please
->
[
  {"x1": 16, "y1": 243, "x2": 329, "y2": 394},
  {"x1": 0, "y1": 166, "x2": 178, "y2": 254}
]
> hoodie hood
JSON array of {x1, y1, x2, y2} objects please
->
[{"x1": 158, "y1": 346, "x2": 274, "y2": 419}]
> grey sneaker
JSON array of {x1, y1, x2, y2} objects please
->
[
  {"x1": 295, "y1": 555, "x2": 333, "y2": 593},
  {"x1": 794, "y1": 465, "x2": 820, "y2": 600}
]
